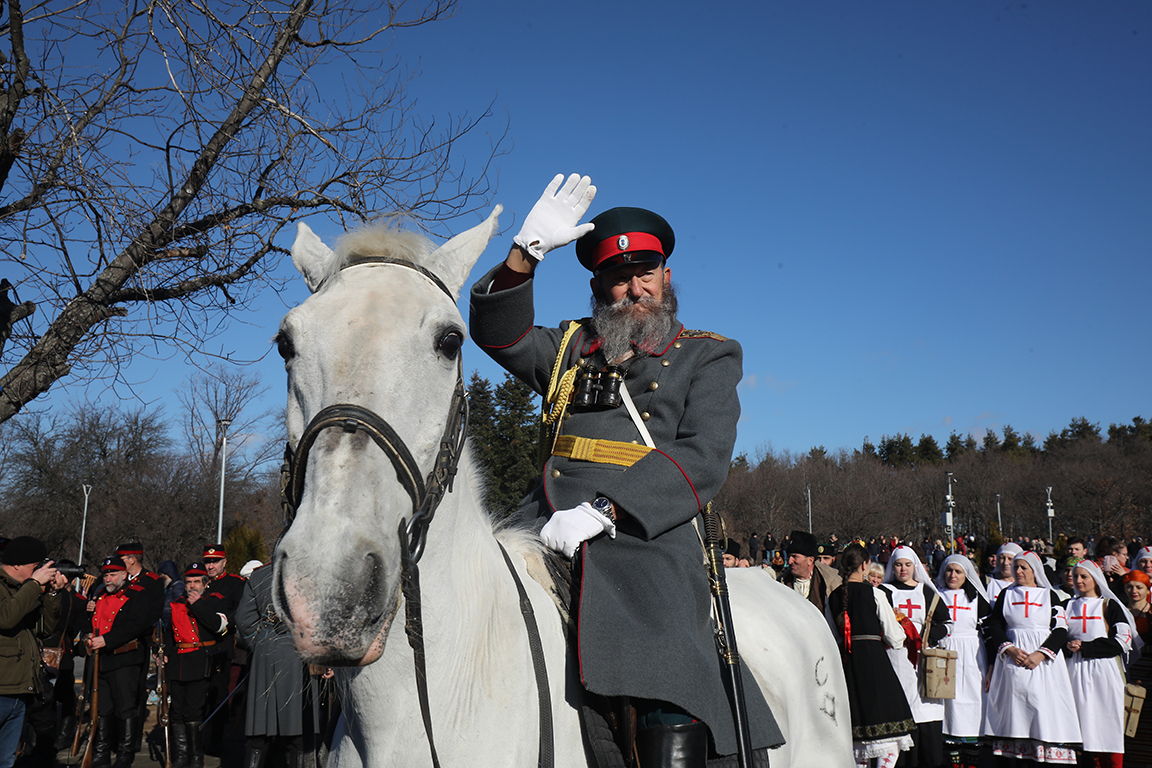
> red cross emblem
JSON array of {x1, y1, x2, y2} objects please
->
[
  {"x1": 1068, "y1": 608, "x2": 1102, "y2": 634},
  {"x1": 898, "y1": 598, "x2": 920, "y2": 617},
  {"x1": 948, "y1": 594, "x2": 971, "y2": 622},
  {"x1": 1011, "y1": 591, "x2": 1044, "y2": 619}
]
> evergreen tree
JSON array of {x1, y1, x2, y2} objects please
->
[
  {"x1": 945, "y1": 432, "x2": 969, "y2": 460},
  {"x1": 915, "y1": 434, "x2": 944, "y2": 464},
  {"x1": 982, "y1": 428, "x2": 1001, "y2": 453},
  {"x1": 468, "y1": 372, "x2": 541, "y2": 517},
  {"x1": 878, "y1": 433, "x2": 916, "y2": 467}
]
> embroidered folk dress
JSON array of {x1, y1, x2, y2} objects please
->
[
  {"x1": 1065, "y1": 596, "x2": 1131, "y2": 754},
  {"x1": 984, "y1": 585, "x2": 1082, "y2": 764},
  {"x1": 938, "y1": 585, "x2": 989, "y2": 739}
]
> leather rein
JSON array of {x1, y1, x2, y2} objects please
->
[{"x1": 278, "y1": 255, "x2": 553, "y2": 768}]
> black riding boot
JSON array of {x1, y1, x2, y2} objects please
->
[
  {"x1": 283, "y1": 736, "x2": 303, "y2": 768},
  {"x1": 55, "y1": 713, "x2": 77, "y2": 751},
  {"x1": 242, "y1": 737, "x2": 267, "y2": 768},
  {"x1": 92, "y1": 716, "x2": 117, "y2": 768},
  {"x1": 113, "y1": 715, "x2": 139, "y2": 768},
  {"x1": 635, "y1": 722, "x2": 709, "y2": 768},
  {"x1": 187, "y1": 722, "x2": 205, "y2": 768},
  {"x1": 169, "y1": 722, "x2": 190, "y2": 768}
]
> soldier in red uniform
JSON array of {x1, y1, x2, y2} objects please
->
[
  {"x1": 87, "y1": 557, "x2": 154, "y2": 768},
  {"x1": 197, "y1": 545, "x2": 246, "y2": 753},
  {"x1": 164, "y1": 563, "x2": 225, "y2": 768},
  {"x1": 115, "y1": 542, "x2": 165, "y2": 751}
]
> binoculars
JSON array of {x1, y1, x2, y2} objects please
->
[{"x1": 572, "y1": 364, "x2": 627, "y2": 409}]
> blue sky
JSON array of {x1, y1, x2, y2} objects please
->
[{"x1": 37, "y1": 1, "x2": 1152, "y2": 460}]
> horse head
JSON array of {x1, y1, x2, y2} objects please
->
[{"x1": 273, "y1": 206, "x2": 501, "y2": 666}]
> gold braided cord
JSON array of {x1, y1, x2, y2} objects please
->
[
  {"x1": 542, "y1": 321, "x2": 583, "y2": 426},
  {"x1": 552, "y1": 435, "x2": 652, "y2": 467}
]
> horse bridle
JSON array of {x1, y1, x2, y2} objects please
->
[
  {"x1": 279, "y1": 256, "x2": 469, "y2": 565},
  {"x1": 276, "y1": 255, "x2": 553, "y2": 768}
]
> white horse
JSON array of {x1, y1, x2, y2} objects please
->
[{"x1": 272, "y1": 207, "x2": 853, "y2": 767}]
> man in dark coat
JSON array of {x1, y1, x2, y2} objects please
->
[
  {"x1": 165, "y1": 562, "x2": 225, "y2": 768},
  {"x1": 116, "y1": 542, "x2": 165, "y2": 752},
  {"x1": 778, "y1": 530, "x2": 841, "y2": 616},
  {"x1": 236, "y1": 563, "x2": 317, "y2": 768},
  {"x1": 469, "y1": 174, "x2": 781, "y2": 767},
  {"x1": 87, "y1": 557, "x2": 154, "y2": 768},
  {"x1": 196, "y1": 546, "x2": 246, "y2": 754}
]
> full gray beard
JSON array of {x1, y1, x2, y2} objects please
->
[{"x1": 590, "y1": 285, "x2": 678, "y2": 363}]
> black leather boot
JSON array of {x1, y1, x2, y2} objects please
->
[
  {"x1": 113, "y1": 715, "x2": 139, "y2": 768},
  {"x1": 187, "y1": 722, "x2": 205, "y2": 768},
  {"x1": 92, "y1": 716, "x2": 117, "y2": 768},
  {"x1": 635, "y1": 722, "x2": 709, "y2": 768},
  {"x1": 55, "y1": 714, "x2": 77, "y2": 751},
  {"x1": 242, "y1": 740, "x2": 266, "y2": 768},
  {"x1": 169, "y1": 722, "x2": 190, "y2": 768}
]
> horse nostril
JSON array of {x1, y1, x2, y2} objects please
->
[{"x1": 360, "y1": 552, "x2": 384, "y2": 629}]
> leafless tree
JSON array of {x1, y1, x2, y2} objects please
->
[{"x1": 0, "y1": 0, "x2": 499, "y2": 422}]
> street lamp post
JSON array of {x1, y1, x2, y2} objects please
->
[
  {"x1": 216, "y1": 419, "x2": 232, "y2": 544},
  {"x1": 1045, "y1": 486, "x2": 1055, "y2": 546},
  {"x1": 806, "y1": 483, "x2": 812, "y2": 534},
  {"x1": 995, "y1": 493, "x2": 1002, "y2": 537},
  {"x1": 78, "y1": 484, "x2": 92, "y2": 565}
]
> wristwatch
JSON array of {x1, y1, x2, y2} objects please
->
[{"x1": 591, "y1": 496, "x2": 616, "y2": 523}]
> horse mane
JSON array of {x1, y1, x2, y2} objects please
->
[{"x1": 319, "y1": 217, "x2": 436, "y2": 289}]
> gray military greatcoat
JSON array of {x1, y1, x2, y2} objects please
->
[
  {"x1": 470, "y1": 264, "x2": 782, "y2": 758},
  {"x1": 236, "y1": 564, "x2": 318, "y2": 737}
]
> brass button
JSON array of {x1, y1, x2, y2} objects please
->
[
  {"x1": 577, "y1": 358, "x2": 584, "y2": 366},
  {"x1": 641, "y1": 412, "x2": 650, "y2": 421},
  {"x1": 673, "y1": 342, "x2": 682, "y2": 349},
  {"x1": 550, "y1": 469, "x2": 561, "y2": 478},
  {"x1": 564, "y1": 411, "x2": 572, "y2": 419},
  {"x1": 648, "y1": 381, "x2": 659, "y2": 391},
  {"x1": 631, "y1": 440, "x2": 638, "y2": 444},
  {"x1": 661, "y1": 359, "x2": 670, "y2": 367}
]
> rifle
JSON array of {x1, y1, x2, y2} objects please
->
[
  {"x1": 154, "y1": 627, "x2": 172, "y2": 768},
  {"x1": 81, "y1": 651, "x2": 100, "y2": 768},
  {"x1": 702, "y1": 503, "x2": 754, "y2": 768},
  {"x1": 69, "y1": 644, "x2": 91, "y2": 757}
]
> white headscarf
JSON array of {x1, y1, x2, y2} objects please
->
[
  {"x1": 998, "y1": 542, "x2": 1024, "y2": 557},
  {"x1": 935, "y1": 553, "x2": 982, "y2": 594},
  {"x1": 240, "y1": 559, "x2": 263, "y2": 578},
  {"x1": 1012, "y1": 551, "x2": 1053, "y2": 589},
  {"x1": 1131, "y1": 546, "x2": 1152, "y2": 571},
  {"x1": 1072, "y1": 559, "x2": 1143, "y2": 651},
  {"x1": 884, "y1": 545, "x2": 938, "y2": 595}
]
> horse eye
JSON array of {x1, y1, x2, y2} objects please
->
[
  {"x1": 438, "y1": 331, "x2": 463, "y2": 360},
  {"x1": 276, "y1": 332, "x2": 295, "y2": 361}
]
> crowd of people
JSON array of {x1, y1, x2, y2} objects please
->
[
  {"x1": 742, "y1": 529, "x2": 1152, "y2": 768},
  {"x1": 0, "y1": 537, "x2": 333, "y2": 768}
]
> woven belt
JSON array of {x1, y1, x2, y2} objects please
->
[
  {"x1": 175, "y1": 640, "x2": 216, "y2": 650},
  {"x1": 112, "y1": 640, "x2": 139, "y2": 655},
  {"x1": 850, "y1": 634, "x2": 881, "y2": 642},
  {"x1": 551, "y1": 435, "x2": 651, "y2": 468}
]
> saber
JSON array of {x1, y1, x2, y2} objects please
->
[
  {"x1": 199, "y1": 670, "x2": 249, "y2": 728},
  {"x1": 702, "y1": 503, "x2": 754, "y2": 768}
]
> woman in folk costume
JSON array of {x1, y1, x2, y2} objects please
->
[
  {"x1": 935, "y1": 554, "x2": 991, "y2": 768},
  {"x1": 983, "y1": 550, "x2": 1081, "y2": 765},
  {"x1": 1065, "y1": 559, "x2": 1139, "y2": 768},
  {"x1": 825, "y1": 544, "x2": 915, "y2": 768},
  {"x1": 1123, "y1": 569, "x2": 1152, "y2": 763},
  {"x1": 880, "y1": 545, "x2": 951, "y2": 767}
]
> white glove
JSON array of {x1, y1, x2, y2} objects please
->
[
  {"x1": 540, "y1": 502, "x2": 616, "y2": 558},
  {"x1": 513, "y1": 173, "x2": 596, "y2": 260}
]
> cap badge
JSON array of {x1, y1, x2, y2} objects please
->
[{"x1": 617, "y1": 235, "x2": 630, "y2": 251}]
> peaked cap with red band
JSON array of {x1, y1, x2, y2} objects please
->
[
  {"x1": 575, "y1": 206, "x2": 675, "y2": 276},
  {"x1": 101, "y1": 556, "x2": 127, "y2": 573},
  {"x1": 116, "y1": 542, "x2": 144, "y2": 557},
  {"x1": 202, "y1": 545, "x2": 226, "y2": 561},
  {"x1": 185, "y1": 561, "x2": 208, "y2": 577}
]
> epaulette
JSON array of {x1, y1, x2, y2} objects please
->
[
  {"x1": 128, "y1": 583, "x2": 146, "y2": 593},
  {"x1": 677, "y1": 328, "x2": 728, "y2": 342}
]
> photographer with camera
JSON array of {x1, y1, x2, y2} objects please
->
[{"x1": 0, "y1": 536, "x2": 66, "y2": 768}]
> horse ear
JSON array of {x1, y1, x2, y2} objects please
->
[
  {"x1": 291, "y1": 222, "x2": 336, "y2": 293},
  {"x1": 426, "y1": 205, "x2": 502, "y2": 300}
]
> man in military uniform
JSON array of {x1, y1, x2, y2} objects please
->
[
  {"x1": 197, "y1": 545, "x2": 246, "y2": 753},
  {"x1": 778, "y1": 530, "x2": 841, "y2": 615},
  {"x1": 87, "y1": 557, "x2": 153, "y2": 768},
  {"x1": 165, "y1": 563, "x2": 224, "y2": 768},
  {"x1": 469, "y1": 174, "x2": 781, "y2": 767},
  {"x1": 116, "y1": 542, "x2": 165, "y2": 751}
]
